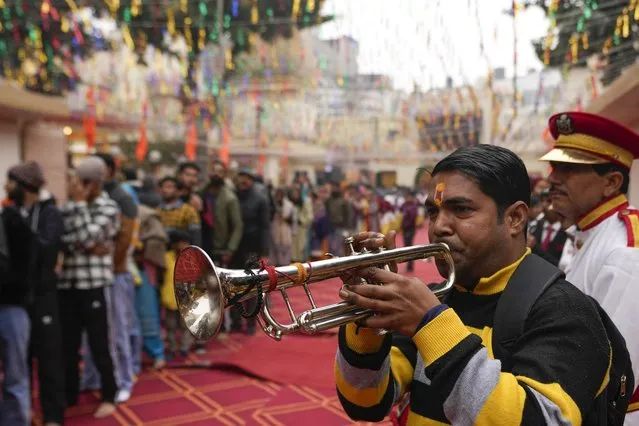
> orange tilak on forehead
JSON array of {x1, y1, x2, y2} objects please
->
[{"x1": 434, "y1": 182, "x2": 445, "y2": 207}]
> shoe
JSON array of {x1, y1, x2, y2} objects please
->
[
  {"x1": 179, "y1": 350, "x2": 188, "y2": 357},
  {"x1": 246, "y1": 327, "x2": 256, "y2": 336},
  {"x1": 115, "y1": 389, "x2": 131, "y2": 404},
  {"x1": 195, "y1": 346, "x2": 206, "y2": 355},
  {"x1": 217, "y1": 332, "x2": 229, "y2": 341},
  {"x1": 153, "y1": 359, "x2": 166, "y2": 370}
]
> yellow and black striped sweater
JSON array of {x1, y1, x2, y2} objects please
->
[{"x1": 336, "y1": 250, "x2": 611, "y2": 425}]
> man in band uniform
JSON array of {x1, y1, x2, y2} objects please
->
[{"x1": 540, "y1": 111, "x2": 639, "y2": 423}]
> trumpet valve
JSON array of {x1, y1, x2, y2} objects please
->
[{"x1": 344, "y1": 236, "x2": 358, "y2": 256}]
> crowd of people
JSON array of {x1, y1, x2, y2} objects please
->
[
  {"x1": 1, "y1": 111, "x2": 638, "y2": 426},
  {"x1": 0, "y1": 152, "x2": 425, "y2": 426}
]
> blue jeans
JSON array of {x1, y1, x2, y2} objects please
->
[
  {"x1": 130, "y1": 308, "x2": 143, "y2": 376},
  {"x1": 82, "y1": 273, "x2": 136, "y2": 393},
  {"x1": 134, "y1": 270, "x2": 165, "y2": 361},
  {"x1": 0, "y1": 306, "x2": 30, "y2": 426}
]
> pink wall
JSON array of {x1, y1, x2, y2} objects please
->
[
  {"x1": 22, "y1": 122, "x2": 67, "y2": 204},
  {"x1": 0, "y1": 120, "x2": 21, "y2": 200}
]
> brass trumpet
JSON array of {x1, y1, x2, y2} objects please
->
[{"x1": 173, "y1": 238, "x2": 455, "y2": 341}]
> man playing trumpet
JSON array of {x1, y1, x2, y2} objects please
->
[{"x1": 335, "y1": 145, "x2": 622, "y2": 425}]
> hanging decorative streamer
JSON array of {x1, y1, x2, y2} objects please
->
[
  {"x1": 533, "y1": 70, "x2": 545, "y2": 114},
  {"x1": 0, "y1": 0, "x2": 96, "y2": 95},
  {"x1": 135, "y1": 101, "x2": 148, "y2": 162},
  {"x1": 219, "y1": 121, "x2": 230, "y2": 166},
  {"x1": 185, "y1": 108, "x2": 197, "y2": 161},
  {"x1": 280, "y1": 137, "x2": 289, "y2": 171},
  {"x1": 83, "y1": 86, "x2": 97, "y2": 150},
  {"x1": 602, "y1": 0, "x2": 638, "y2": 56},
  {"x1": 590, "y1": 73, "x2": 599, "y2": 99},
  {"x1": 543, "y1": 0, "x2": 560, "y2": 65},
  {"x1": 500, "y1": 0, "x2": 519, "y2": 143}
]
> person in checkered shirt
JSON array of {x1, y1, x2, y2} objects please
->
[{"x1": 57, "y1": 156, "x2": 119, "y2": 419}]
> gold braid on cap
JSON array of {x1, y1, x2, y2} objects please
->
[{"x1": 555, "y1": 133, "x2": 633, "y2": 168}]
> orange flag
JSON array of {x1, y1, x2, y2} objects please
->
[
  {"x1": 257, "y1": 136, "x2": 266, "y2": 175},
  {"x1": 219, "y1": 120, "x2": 230, "y2": 166},
  {"x1": 280, "y1": 137, "x2": 289, "y2": 171},
  {"x1": 185, "y1": 115, "x2": 197, "y2": 161},
  {"x1": 83, "y1": 87, "x2": 96, "y2": 150},
  {"x1": 135, "y1": 102, "x2": 149, "y2": 162}
]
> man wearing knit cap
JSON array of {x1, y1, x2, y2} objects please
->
[
  {"x1": 540, "y1": 111, "x2": 639, "y2": 423},
  {"x1": 0, "y1": 162, "x2": 45, "y2": 425},
  {"x1": 57, "y1": 155, "x2": 119, "y2": 419},
  {"x1": 4, "y1": 161, "x2": 66, "y2": 426}
]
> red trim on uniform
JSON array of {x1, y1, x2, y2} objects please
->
[
  {"x1": 618, "y1": 209, "x2": 639, "y2": 248},
  {"x1": 629, "y1": 386, "x2": 639, "y2": 413},
  {"x1": 586, "y1": 206, "x2": 626, "y2": 231},
  {"x1": 576, "y1": 195, "x2": 628, "y2": 231}
]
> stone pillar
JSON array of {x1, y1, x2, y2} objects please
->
[
  {"x1": 22, "y1": 121, "x2": 68, "y2": 204},
  {"x1": 0, "y1": 120, "x2": 21, "y2": 200}
]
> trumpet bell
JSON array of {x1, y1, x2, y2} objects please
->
[{"x1": 174, "y1": 246, "x2": 225, "y2": 340}]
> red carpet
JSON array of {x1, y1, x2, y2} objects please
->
[{"x1": 35, "y1": 230, "x2": 442, "y2": 425}]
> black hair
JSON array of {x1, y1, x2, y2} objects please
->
[
  {"x1": 431, "y1": 145, "x2": 531, "y2": 219},
  {"x1": 177, "y1": 161, "x2": 200, "y2": 174},
  {"x1": 592, "y1": 163, "x2": 630, "y2": 194},
  {"x1": 168, "y1": 229, "x2": 191, "y2": 246},
  {"x1": 122, "y1": 167, "x2": 137, "y2": 181},
  {"x1": 158, "y1": 176, "x2": 179, "y2": 186},
  {"x1": 94, "y1": 153, "x2": 115, "y2": 173}
]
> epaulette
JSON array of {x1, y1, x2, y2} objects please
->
[{"x1": 618, "y1": 208, "x2": 639, "y2": 248}]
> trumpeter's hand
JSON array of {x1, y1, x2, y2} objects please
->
[{"x1": 339, "y1": 266, "x2": 441, "y2": 336}]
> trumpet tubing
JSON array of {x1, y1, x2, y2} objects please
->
[{"x1": 173, "y1": 241, "x2": 455, "y2": 341}]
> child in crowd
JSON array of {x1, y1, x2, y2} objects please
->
[{"x1": 161, "y1": 230, "x2": 194, "y2": 359}]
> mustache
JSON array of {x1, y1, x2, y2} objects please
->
[{"x1": 548, "y1": 184, "x2": 567, "y2": 195}]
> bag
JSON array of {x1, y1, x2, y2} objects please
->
[
  {"x1": 493, "y1": 254, "x2": 634, "y2": 426},
  {"x1": 161, "y1": 251, "x2": 178, "y2": 311}
]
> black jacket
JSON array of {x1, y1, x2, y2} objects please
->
[
  {"x1": 236, "y1": 186, "x2": 271, "y2": 258},
  {"x1": 0, "y1": 204, "x2": 35, "y2": 306},
  {"x1": 28, "y1": 194, "x2": 64, "y2": 295}
]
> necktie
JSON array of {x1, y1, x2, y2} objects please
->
[{"x1": 541, "y1": 225, "x2": 553, "y2": 251}]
